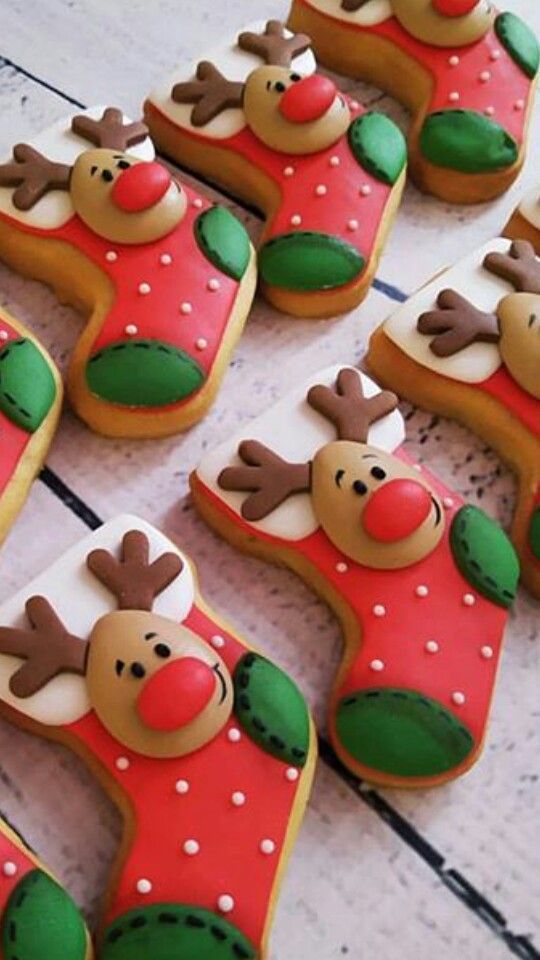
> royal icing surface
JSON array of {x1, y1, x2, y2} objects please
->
[{"x1": 518, "y1": 184, "x2": 540, "y2": 231}]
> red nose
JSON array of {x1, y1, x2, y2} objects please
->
[
  {"x1": 279, "y1": 75, "x2": 337, "y2": 124},
  {"x1": 362, "y1": 480, "x2": 433, "y2": 543},
  {"x1": 432, "y1": 0, "x2": 478, "y2": 15},
  {"x1": 136, "y1": 657, "x2": 216, "y2": 731},
  {"x1": 112, "y1": 162, "x2": 172, "y2": 212}
]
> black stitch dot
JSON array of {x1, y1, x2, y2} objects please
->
[
  {"x1": 107, "y1": 928, "x2": 123, "y2": 943},
  {"x1": 130, "y1": 916, "x2": 147, "y2": 929},
  {"x1": 186, "y1": 915, "x2": 206, "y2": 928},
  {"x1": 158, "y1": 912, "x2": 178, "y2": 924},
  {"x1": 210, "y1": 925, "x2": 227, "y2": 941}
]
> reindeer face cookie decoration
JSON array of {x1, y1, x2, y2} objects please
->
[
  {"x1": 145, "y1": 20, "x2": 406, "y2": 318},
  {"x1": 0, "y1": 107, "x2": 256, "y2": 438}
]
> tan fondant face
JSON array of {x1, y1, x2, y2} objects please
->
[
  {"x1": 311, "y1": 441, "x2": 445, "y2": 569},
  {"x1": 497, "y1": 293, "x2": 540, "y2": 400},
  {"x1": 243, "y1": 66, "x2": 351, "y2": 155},
  {"x1": 70, "y1": 149, "x2": 187, "y2": 244},
  {"x1": 391, "y1": 0, "x2": 494, "y2": 47},
  {"x1": 86, "y1": 610, "x2": 233, "y2": 758}
]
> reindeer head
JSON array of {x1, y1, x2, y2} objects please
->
[
  {"x1": 219, "y1": 369, "x2": 445, "y2": 569},
  {"x1": 172, "y1": 21, "x2": 351, "y2": 155},
  {"x1": 341, "y1": 0, "x2": 493, "y2": 46},
  {"x1": 0, "y1": 108, "x2": 187, "y2": 244},
  {"x1": 0, "y1": 531, "x2": 234, "y2": 758}
]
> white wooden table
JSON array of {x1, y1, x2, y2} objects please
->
[{"x1": 0, "y1": 2, "x2": 539, "y2": 958}]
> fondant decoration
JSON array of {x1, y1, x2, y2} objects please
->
[
  {"x1": 0, "y1": 107, "x2": 256, "y2": 438},
  {"x1": 286, "y1": 0, "x2": 539, "y2": 203},
  {"x1": 368, "y1": 236, "x2": 540, "y2": 599},
  {"x1": 0, "y1": 817, "x2": 91, "y2": 960},
  {"x1": 0, "y1": 310, "x2": 62, "y2": 547},
  {"x1": 144, "y1": 20, "x2": 407, "y2": 318},
  {"x1": 193, "y1": 366, "x2": 518, "y2": 789},
  {"x1": 0, "y1": 516, "x2": 315, "y2": 958}
]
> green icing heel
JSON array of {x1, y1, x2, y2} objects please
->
[
  {"x1": 1, "y1": 869, "x2": 87, "y2": 960},
  {"x1": 86, "y1": 339, "x2": 205, "y2": 407},
  {"x1": 528, "y1": 507, "x2": 540, "y2": 560},
  {"x1": 259, "y1": 231, "x2": 364, "y2": 292},
  {"x1": 347, "y1": 113, "x2": 406, "y2": 185},
  {"x1": 450, "y1": 505, "x2": 519, "y2": 608},
  {"x1": 194, "y1": 206, "x2": 251, "y2": 281},
  {"x1": 495, "y1": 12, "x2": 540, "y2": 79},
  {"x1": 420, "y1": 109, "x2": 518, "y2": 173},
  {"x1": 335, "y1": 688, "x2": 474, "y2": 778}
]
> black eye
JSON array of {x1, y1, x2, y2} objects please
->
[
  {"x1": 335, "y1": 469, "x2": 345, "y2": 488},
  {"x1": 101, "y1": 169, "x2": 114, "y2": 182},
  {"x1": 90, "y1": 165, "x2": 98, "y2": 176},
  {"x1": 275, "y1": 81, "x2": 286, "y2": 93},
  {"x1": 370, "y1": 467, "x2": 386, "y2": 481},
  {"x1": 115, "y1": 659, "x2": 125, "y2": 676},
  {"x1": 154, "y1": 643, "x2": 171, "y2": 659},
  {"x1": 290, "y1": 73, "x2": 301, "y2": 82},
  {"x1": 130, "y1": 662, "x2": 146, "y2": 679},
  {"x1": 353, "y1": 480, "x2": 368, "y2": 496},
  {"x1": 116, "y1": 160, "x2": 130, "y2": 169}
]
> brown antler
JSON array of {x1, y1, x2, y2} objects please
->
[
  {"x1": 87, "y1": 530, "x2": 183, "y2": 611},
  {"x1": 218, "y1": 440, "x2": 311, "y2": 522},
  {"x1": 417, "y1": 289, "x2": 500, "y2": 357},
  {"x1": 172, "y1": 62, "x2": 245, "y2": 127},
  {"x1": 238, "y1": 20, "x2": 311, "y2": 67},
  {"x1": 483, "y1": 239, "x2": 540, "y2": 294},
  {"x1": 71, "y1": 107, "x2": 148, "y2": 150},
  {"x1": 0, "y1": 144, "x2": 71, "y2": 211},
  {"x1": 307, "y1": 368, "x2": 398, "y2": 443},
  {"x1": 0, "y1": 597, "x2": 88, "y2": 699}
]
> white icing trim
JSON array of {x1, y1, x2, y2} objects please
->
[
  {"x1": 301, "y1": 0, "x2": 392, "y2": 26},
  {"x1": 0, "y1": 106, "x2": 155, "y2": 230},
  {"x1": 518, "y1": 185, "x2": 540, "y2": 232},
  {"x1": 383, "y1": 239, "x2": 513, "y2": 384},
  {"x1": 0, "y1": 515, "x2": 194, "y2": 726},
  {"x1": 196, "y1": 366, "x2": 405, "y2": 541},
  {"x1": 147, "y1": 21, "x2": 317, "y2": 141}
]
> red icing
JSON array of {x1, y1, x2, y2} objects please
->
[
  {"x1": 297, "y1": 0, "x2": 533, "y2": 146},
  {"x1": 433, "y1": 0, "x2": 479, "y2": 16},
  {"x1": 112, "y1": 162, "x2": 171, "y2": 212},
  {"x1": 195, "y1": 447, "x2": 508, "y2": 764},
  {"x1": 137, "y1": 656, "x2": 216, "y2": 730},
  {"x1": 362, "y1": 477, "x2": 432, "y2": 541},
  {"x1": 0, "y1": 828, "x2": 35, "y2": 953},
  {"x1": 279, "y1": 75, "x2": 337, "y2": 123},
  {"x1": 479, "y1": 365, "x2": 540, "y2": 439},
  {"x1": 0, "y1": 319, "x2": 33, "y2": 498}
]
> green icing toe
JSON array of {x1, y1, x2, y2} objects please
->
[
  {"x1": 86, "y1": 339, "x2": 205, "y2": 408},
  {"x1": 420, "y1": 110, "x2": 518, "y2": 173},
  {"x1": 0, "y1": 338, "x2": 56, "y2": 432},
  {"x1": 529, "y1": 507, "x2": 540, "y2": 560},
  {"x1": 101, "y1": 903, "x2": 256, "y2": 960},
  {"x1": 195, "y1": 205, "x2": 251, "y2": 281},
  {"x1": 450, "y1": 505, "x2": 519, "y2": 608},
  {"x1": 233, "y1": 652, "x2": 310, "y2": 766},
  {"x1": 336, "y1": 688, "x2": 474, "y2": 778},
  {"x1": 259, "y1": 231, "x2": 364, "y2": 292},
  {"x1": 495, "y1": 12, "x2": 539, "y2": 79},
  {"x1": 1, "y1": 869, "x2": 87, "y2": 960},
  {"x1": 348, "y1": 112, "x2": 407, "y2": 185}
]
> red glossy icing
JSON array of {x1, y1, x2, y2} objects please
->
[
  {"x1": 112, "y1": 162, "x2": 171, "y2": 212},
  {"x1": 479, "y1": 365, "x2": 540, "y2": 439},
  {"x1": 362, "y1": 478, "x2": 432, "y2": 541},
  {"x1": 433, "y1": 0, "x2": 478, "y2": 16},
  {"x1": 297, "y1": 0, "x2": 533, "y2": 146},
  {"x1": 279, "y1": 75, "x2": 337, "y2": 123},
  {"x1": 137, "y1": 656, "x2": 216, "y2": 730},
  {"x1": 0, "y1": 319, "x2": 33, "y2": 498},
  {"x1": 195, "y1": 446, "x2": 508, "y2": 760},
  {"x1": 0, "y1": 827, "x2": 35, "y2": 960}
]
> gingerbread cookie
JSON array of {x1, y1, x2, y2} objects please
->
[
  {"x1": 368, "y1": 237, "x2": 540, "y2": 599},
  {"x1": 0, "y1": 516, "x2": 315, "y2": 959},
  {"x1": 192, "y1": 366, "x2": 519, "y2": 790},
  {"x1": 0, "y1": 108, "x2": 256, "y2": 438},
  {"x1": 0, "y1": 816, "x2": 92, "y2": 960},
  {"x1": 287, "y1": 0, "x2": 539, "y2": 204},
  {"x1": 144, "y1": 20, "x2": 407, "y2": 318},
  {"x1": 505, "y1": 181, "x2": 540, "y2": 250},
  {"x1": 0, "y1": 309, "x2": 62, "y2": 546}
]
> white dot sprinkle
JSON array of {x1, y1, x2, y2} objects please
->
[
  {"x1": 481, "y1": 645, "x2": 494, "y2": 660},
  {"x1": 350, "y1": 100, "x2": 360, "y2": 110},
  {"x1": 207, "y1": 278, "x2": 220, "y2": 292},
  {"x1": 175, "y1": 779, "x2": 190, "y2": 795},
  {"x1": 231, "y1": 791, "x2": 246, "y2": 807},
  {"x1": 138, "y1": 282, "x2": 151, "y2": 295},
  {"x1": 449, "y1": 55, "x2": 460, "y2": 67},
  {"x1": 105, "y1": 250, "x2": 118, "y2": 262},
  {"x1": 347, "y1": 219, "x2": 359, "y2": 231},
  {"x1": 196, "y1": 337, "x2": 208, "y2": 350},
  {"x1": 283, "y1": 165, "x2": 295, "y2": 177},
  {"x1": 490, "y1": 49, "x2": 501, "y2": 61},
  {"x1": 180, "y1": 302, "x2": 193, "y2": 315},
  {"x1": 211, "y1": 634, "x2": 225, "y2": 649},
  {"x1": 370, "y1": 659, "x2": 385, "y2": 672},
  {"x1": 315, "y1": 184, "x2": 327, "y2": 196},
  {"x1": 514, "y1": 99, "x2": 525, "y2": 111},
  {"x1": 115, "y1": 757, "x2": 130, "y2": 771},
  {"x1": 463, "y1": 593, "x2": 476, "y2": 607},
  {"x1": 286, "y1": 767, "x2": 299, "y2": 782},
  {"x1": 228, "y1": 727, "x2": 241, "y2": 743},
  {"x1": 183, "y1": 839, "x2": 200, "y2": 856},
  {"x1": 160, "y1": 253, "x2": 172, "y2": 266},
  {"x1": 125, "y1": 324, "x2": 138, "y2": 336},
  {"x1": 290, "y1": 214, "x2": 302, "y2": 226},
  {"x1": 413, "y1": 463, "x2": 422, "y2": 472},
  {"x1": 2, "y1": 862, "x2": 17, "y2": 878},
  {"x1": 336, "y1": 562, "x2": 348, "y2": 573},
  {"x1": 452, "y1": 691, "x2": 466, "y2": 706},
  {"x1": 449, "y1": 91, "x2": 460, "y2": 103},
  {"x1": 329, "y1": 155, "x2": 340, "y2": 168},
  {"x1": 260, "y1": 839, "x2": 276, "y2": 855},
  {"x1": 0, "y1": 331, "x2": 8, "y2": 341},
  {"x1": 484, "y1": 106, "x2": 495, "y2": 116},
  {"x1": 136, "y1": 879, "x2": 152, "y2": 895},
  {"x1": 443, "y1": 497, "x2": 454, "y2": 509},
  {"x1": 479, "y1": 70, "x2": 491, "y2": 83},
  {"x1": 373, "y1": 604, "x2": 386, "y2": 617},
  {"x1": 415, "y1": 585, "x2": 429, "y2": 598},
  {"x1": 425, "y1": 640, "x2": 439, "y2": 654},
  {"x1": 360, "y1": 184, "x2": 372, "y2": 197},
  {"x1": 218, "y1": 895, "x2": 235, "y2": 914},
  {"x1": 192, "y1": 198, "x2": 204, "y2": 208}
]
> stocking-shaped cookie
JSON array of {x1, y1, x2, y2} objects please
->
[
  {"x1": 0, "y1": 310, "x2": 61, "y2": 545},
  {"x1": 287, "y1": 0, "x2": 539, "y2": 203},
  {"x1": 192, "y1": 366, "x2": 519, "y2": 789},
  {"x1": 0, "y1": 108, "x2": 256, "y2": 438},
  {"x1": 368, "y1": 237, "x2": 540, "y2": 599},
  {"x1": 145, "y1": 20, "x2": 407, "y2": 318},
  {"x1": 0, "y1": 816, "x2": 92, "y2": 960},
  {"x1": 0, "y1": 517, "x2": 315, "y2": 959},
  {"x1": 505, "y1": 182, "x2": 540, "y2": 251}
]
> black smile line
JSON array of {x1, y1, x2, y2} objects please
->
[
  {"x1": 213, "y1": 663, "x2": 228, "y2": 704},
  {"x1": 431, "y1": 496, "x2": 442, "y2": 528}
]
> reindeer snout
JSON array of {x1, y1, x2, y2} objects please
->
[
  {"x1": 362, "y1": 480, "x2": 433, "y2": 543},
  {"x1": 136, "y1": 657, "x2": 216, "y2": 731},
  {"x1": 112, "y1": 162, "x2": 172, "y2": 212},
  {"x1": 279, "y1": 75, "x2": 337, "y2": 124},
  {"x1": 432, "y1": 0, "x2": 478, "y2": 15}
]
